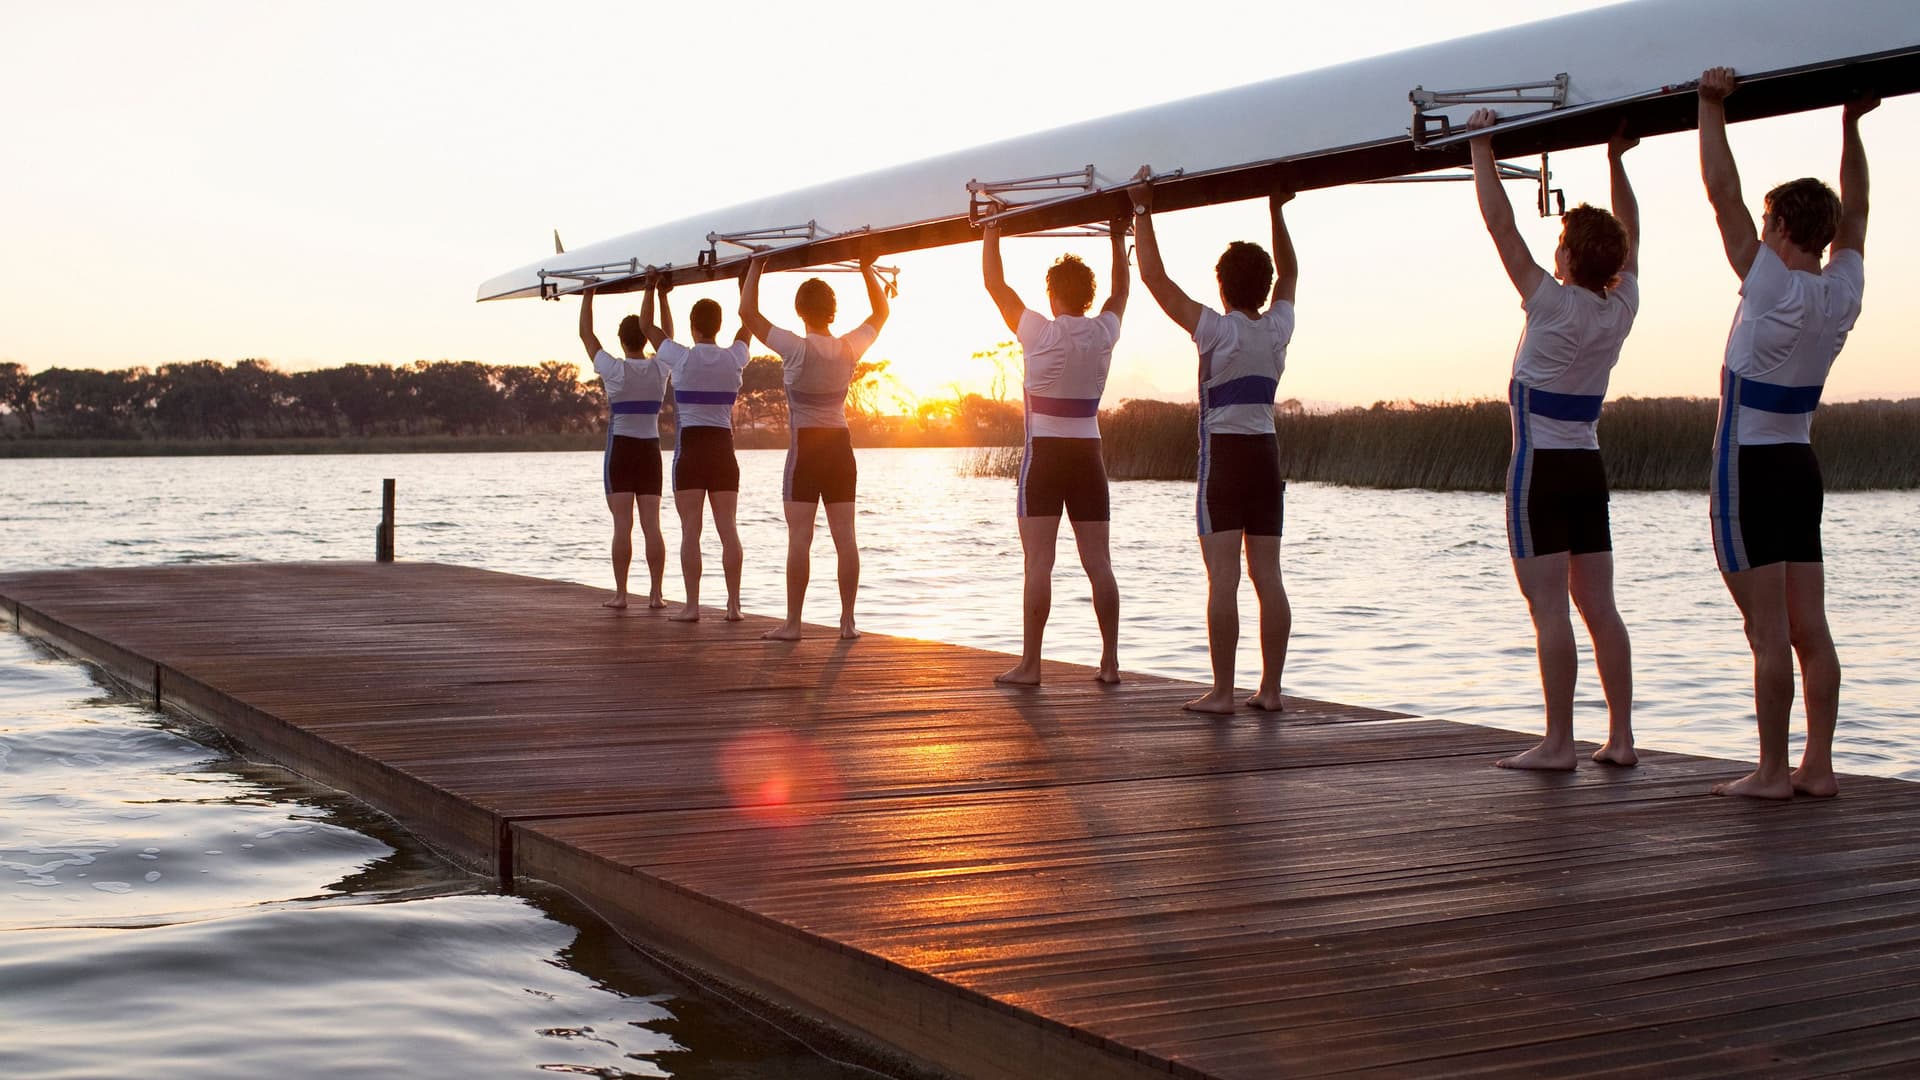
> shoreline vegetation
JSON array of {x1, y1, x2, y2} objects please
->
[
  {"x1": 1045, "y1": 396, "x2": 1920, "y2": 492},
  {"x1": 2, "y1": 359, "x2": 1913, "y2": 490}
]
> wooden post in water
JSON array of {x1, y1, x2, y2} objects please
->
[{"x1": 375, "y1": 479, "x2": 395, "y2": 563}]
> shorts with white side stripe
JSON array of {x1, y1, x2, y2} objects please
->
[
  {"x1": 1507, "y1": 447, "x2": 1610, "y2": 559},
  {"x1": 1019, "y1": 437, "x2": 1108, "y2": 521},
  {"x1": 673, "y1": 426, "x2": 740, "y2": 493},
  {"x1": 604, "y1": 435, "x2": 661, "y2": 496},
  {"x1": 1198, "y1": 432, "x2": 1284, "y2": 536},
  {"x1": 1712, "y1": 442, "x2": 1822, "y2": 572}
]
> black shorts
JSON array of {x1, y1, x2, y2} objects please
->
[
  {"x1": 785, "y1": 427, "x2": 857, "y2": 505},
  {"x1": 1198, "y1": 432, "x2": 1284, "y2": 536},
  {"x1": 1507, "y1": 447, "x2": 1610, "y2": 559},
  {"x1": 604, "y1": 435, "x2": 662, "y2": 497},
  {"x1": 1019, "y1": 437, "x2": 1109, "y2": 521},
  {"x1": 1712, "y1": 442, "x2": 1823, "y2": 572},
  {"x1": 673, "y1": 426, "x2": 739, "y2": 493}
]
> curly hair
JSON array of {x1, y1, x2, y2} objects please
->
[
  {"x1": 1764, "y1": 177, "x2": 1842, "y2": 255},
  {"x1": 1560, "y1": 203, "x2": 1630, "y2": 293},
  {"x1": 794, "y1": 278, "x2": 837, "y2": 326},
  {"x1": 1045, "y1": 254, "x2": 1096, "y2": 315},
  {"x1": 1214, "y1": 241, "x2": 1274, "y2": 312}
]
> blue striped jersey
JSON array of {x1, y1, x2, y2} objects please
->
[
  {"x1": 1719, "y1": 246, "x2": 1863, "y2": 447},
  {"x1": 592, "y1": 349, "x2": 667, "y2": 439},
  {"x1": 1195, "y1": 305, "x2": 1292, "y2": 436},
  {"x1": 1017, "y1": 308, "x2": 1119, "y2": 439},
  {"x1": 655, "y1": 339, "x2": 750, "y2": 430},
  {"x1": 763, "y1": 323, "x2": 879, "y2": 430},
  {"x1": 1509, "y1": 273, "x2": 1638, "y2": 451}
]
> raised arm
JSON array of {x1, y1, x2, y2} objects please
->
[
  {"x1": 1467, "y1": 108, "x2": 1547, "y2": 298},
  {"x1": 1608, "y1": 122, "x2": 1641, "y2": 277},
  {"x1": 636, "y1": 274, "x2": 668, "y2": 350},
  {"x1": 732, "y1": 270, "x2": 753, "y2": 345},
  {"x1": 1835, "y1": 95, "x2": 1877, "y2": 255},
  {"x1": 657, "y1": 272, "x2": 673, "y2": 342},
  {"x1": 578, "y1": 288, "x2": 603, "y2": 360},
  {"x1": 861, "y1": 257, "x2": 890, "y2": 331},
  {"x1": 738, "y1": 256, "x2": 774, "y2": 344},
  {"x1": 1100, "y1": 217, "x2": 1130, "y2": 319},
  {"x1": 981, "y1": 224, "x2": 1026, "y2": 334},
  {"x1": 1697, "y1": 67, "x2": 1759, "y2": 278},
  {"x1": 639, "y1": 278, "x2": 656, "y2": 345},
  {"x1": 1126, "y1": 176, "x2": 1202, "y2": 333},
  {"x1": 1269, "y1": 189, "x2": 1299, "y2": 308}
]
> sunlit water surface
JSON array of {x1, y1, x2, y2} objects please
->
[{"x1": 2, "y1": 448, "x2": 1915, "y2": 1076}]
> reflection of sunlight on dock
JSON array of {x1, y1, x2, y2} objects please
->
[
  {"x1": 871, "y1": 736, "x2": 968, "y2": 784},
  {"x1": 846, "y1": 797, "x2": 1072, "y2": 972}
]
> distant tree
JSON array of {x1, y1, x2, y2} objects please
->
[
  {"x1": 734, "y1": 355, "x2": 787, "y2": 433},
  {"x1": 955, "y1": 392, "x2": 1022, "y2": 445},
  {"x1": 0, "y1": 361, "x2": 37, "y2": 433},
  {"x1": 846, "y1": 358, "x2": 899, "y2": 418},
  {"x1": 501, "y1": 359, "x2": 593, "y2": 433},
  {"x1": 411, "y1": 360, "x2": 509, "y2": 435},
  {"x1": 152, "y1": 360, "x2": 240, "y2": 438},
  {"x1": 656, "y1": 394, "x2": 678, "y2": 441},
  {"x1": 912, "y1": 392, "x2": 959, "y2": 432},
  {"x1": 114, "y1": 368, "x2": 159, "y2": 437},
  {"x1": 228, "y1": 359, "x2": 291, "y2": 436},
  {"x1": 969, "y1": 340, "x2": 1021, "y2": 403},
  {"x1": 286, "y1": 368, "x2": 343, "y2": 436},
  {"x1": 330, "y1": 363, "x2": 406, "y2": 436},
  {"x1": 32, "y1": 367, "x2": 146, "y2": 437}
]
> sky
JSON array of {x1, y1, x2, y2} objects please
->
[{"x1": 3, "y1": 0, "x2": 1916, "y2": 409}]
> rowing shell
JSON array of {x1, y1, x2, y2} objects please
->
[{"x1": 477, "y1": 0, "x2": 1919, "y2": 302}]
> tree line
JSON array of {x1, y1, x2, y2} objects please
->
[
  {"x1": 0, "y1": 356, "x2": 1025, "y2": 446},
  {"x1": 0, "y1": 358, "x2": 597, "y2": 440}
]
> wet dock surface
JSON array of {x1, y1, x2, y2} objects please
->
[{"x1": 6, "y1": 562, "x2": 1917, "y2": 1079}]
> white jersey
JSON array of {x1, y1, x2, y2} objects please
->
[
  {"x1": 1508, "y1": 273, "x2": 1638, "y2": 452},
  {"x1": 1195, "y1": 305, "x2": 1292, "y2": 437},
  {"x1": 1017, "y1": 308, "x2": 1119, "y2": 439},
  {"x1": 764, "y1": 323, "x2": 878, "y2": 430},
  {"x1": 1718, "y1": 246, "x2": 1864, "y2": 447},
  {"x1": 656, "y1": 339, "x2": 750, "y2": 431},
  {"x1": 593, "y1": 349, "x2": 668, "y2": 440}
]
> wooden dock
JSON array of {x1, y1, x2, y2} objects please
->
[{"x1": 5, "y1": 561, "x2": 1920, "y2": 1079}]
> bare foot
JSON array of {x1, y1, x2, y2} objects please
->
[
  {"x1": 1710, "y1": 769, "x2": 1794, "y2": 799},
  {"x1": 669, "y1": 605, "x2": 700, "y2": 623},
  {"x1": 839, "y1": 619, "x2": 861, "y2": 641},
  {"x1": 1791, "y1": 765, "x2": 1839, "y2": 798},
  {"x1": 761, "y1": 622, "x2": 802, "y2": 641},
  {"x1": 1183, "y1": 689, "x2": 1237, "y2": 715},
  {"x1": 602, "y1": 595, "x2": 629, "y2": 610},
  {"x1": 1592, "y1": 742, "x2": 1639, "y2": 767},
  {"x1": 1093, "y1": 661, "x2": 1119, "y2": 684},
  {"x1": 995, "y1": 661, "x2": 1041, "y2": 686},
  {"x1": 1245, "y1": 691, "x2": 1284, "y2": 712},
  {"x1": 647, "y1": 594, "x2": 668, "y2": 610},
  {"x1": 724, "y1": 606, "x2": 745, "y2": 622},
  {"x1": 1495, "y1": 742, "x2": 1577, "y2": 771}
]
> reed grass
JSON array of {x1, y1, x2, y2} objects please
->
[
  {"x1": 960, "y1": 445, "x2": 1024, "y2": 478},
  {"x1": 965, "y1": 397, "x2": 1920, "y2": 491}
]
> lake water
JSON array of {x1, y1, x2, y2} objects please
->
[{"x1": 2, "y1": 447, "x2": 1916, "y2": 1077}]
